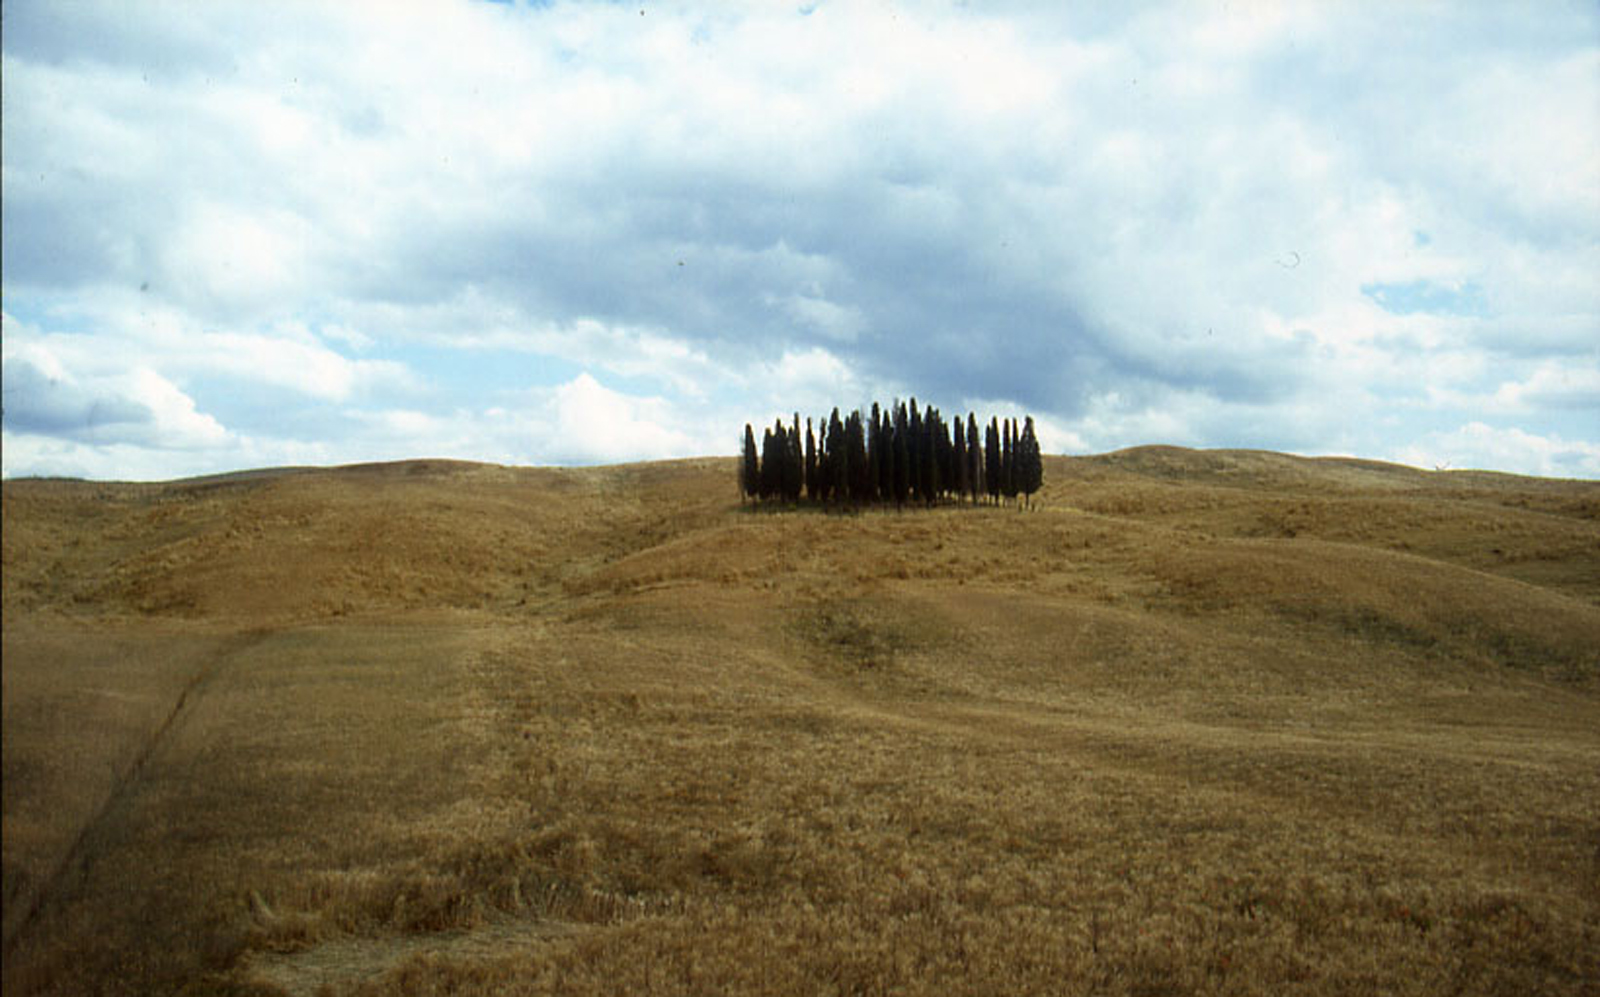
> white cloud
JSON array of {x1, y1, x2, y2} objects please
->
[
  {"x1": 530, "y1": 373, "x2": 702, "y2": 467},
  {"x1": 1, "y1": 341, "x2": 229, "y2": 473},
  {"x1": 775, "y1": 291, "x2": 867, "y2": 344},
  {"x1": 194, "y1": 329, "x2": 412, "y2": 403},
  {"x1": 1392, "y1": 422, "x2": 1600, "y2": 479},
  {"x1": 2, "y1": 2, "x2": 1596, "y2": 479}
]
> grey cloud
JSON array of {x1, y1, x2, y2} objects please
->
[
  {"x1": 1, "y1": 356, "x2": 153, "y2": 441},
  {"x1": 3, "y1": 1, "x2": 1595, "y2": 478},
  {"x1": 0, "y1": 2, "x2": 239, "y2": 80}
]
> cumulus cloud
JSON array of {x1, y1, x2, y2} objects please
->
[
  {"x1": 2, "y1": 1, "x2": 1596, "y2": 479},
  {"x1": 1393, "y1": 422, "x2": 1600, "y2": 479},
  {"x1": 529, "y1": 373, "x2": 703, "y2": 467},
  {"x1": 2, "y1": 338, "x2": 228, "y2": 450}
]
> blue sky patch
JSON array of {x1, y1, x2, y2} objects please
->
[{"x1": 1362, "y1": 280, "x2": 1488, "y2": 317}]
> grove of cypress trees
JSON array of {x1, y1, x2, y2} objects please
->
[{"x1": 740, "y1": 400, "x2": 1041, "y2": 511}]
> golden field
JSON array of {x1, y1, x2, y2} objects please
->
[{"x1": 2, "y1": 448, "x2": 1598, "y2": 995}]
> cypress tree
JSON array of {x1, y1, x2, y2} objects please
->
[
  {"x1": 815, "y1": 413, "x2": 830, "y2": 502},
  {"x1": 772, "y1": 419, "x2": 790, "y2": 503},
  {"x1": 846, "y1": 410, "x2": 869, "y2": 504},
  {"x1": 828, "y1": 408, "x2": 847, "y2": 506},
  {"x1": 867, "y1": 403, "x2": 883, "y2": 504},
  {"x1": 1002, "y1": 418, "x2": 1018, "y2": 504},
  {"x1": 953, "y1": 417, "x2": 967, "y2": 501},
  {"x1": 804, "y1": 418, "x2": 817, "y2": 502},
  {"x1": 741, "y1": 424, "x2": 760, "y2": 503},
  {"x1": 761, "y1": 426, "x2": 781, "y2": 501},
  {"x1": 883, "y1": 406, "x2": 896, "y2": 499},
  {"x1": 985, "y1": 418, "x2": 1001, "y2": 504},
  {"x1": 932, "y1": 407, "x2": 950, "y2": 502},
  {"x1": 786, "y1": 415, "x2": 804, "y2": 502},
  {"x1": 893, "y1": 402, "x2": 911, "y2": 508},
  {"x1": 915, "y1": 400, "x2": 928, "y2": 502},
  {"x1": 1019, "y1": 415, "x2": 1044, "y2": 509},
  {"x1": 967, "y1": 413, "x2": 982, "y2": 504}
]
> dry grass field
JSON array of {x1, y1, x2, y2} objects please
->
[{"x1": 3, "y1": 448, "x2": 1598, "y2": 995}]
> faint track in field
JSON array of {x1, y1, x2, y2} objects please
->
[{"x1": 1, "y1": 628, "x2": 274, "y2": 963}]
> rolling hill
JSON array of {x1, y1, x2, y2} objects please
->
[{"x1": 4, "y1": 449, "x2": 1598, "y2": 995}]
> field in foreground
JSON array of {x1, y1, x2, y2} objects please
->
[{"x1": 3, "y1": 448, "x2": 1598, "y2": 996}]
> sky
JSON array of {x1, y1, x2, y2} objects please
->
[{"x1": 3, "y1": 0, "x2": 1598, "y2": 481}]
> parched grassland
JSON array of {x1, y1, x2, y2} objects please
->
[{"x1": 3, "y1": 450, "x2": 1598, "y2": 995}]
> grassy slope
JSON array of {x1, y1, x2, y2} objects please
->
[{"x1": 2, "y1": 449, "x2": 1597, "y2": 995}]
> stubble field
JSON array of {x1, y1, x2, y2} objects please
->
[{"x1": 3, "y1": 448, "x2": 1598, "y2": 995}]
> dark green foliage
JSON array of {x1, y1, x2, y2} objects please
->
[
  {"x1": 1018, "y1": 416, "x2": 1044, "y2": 508},
  {"x1": 760, "y1": 426, "x2": 781, "y2": 500},
  {"x1": 875, "y1": 404, "x2": 894, "y2": 501},
  {"x1": 913, "y1": 404, "x2": 927, "y2": 504},
  {"x1": 893, "y1": 402, "x2": 911, "y2": 507},
  {"x1": 827, "y1": 408, "x2": 847, "y2": 505},
  {"x1": 867, "y1": 403, "x2": 883, "y2": 505},
  {"x1": 985, "y1": 418, "x2": 1001, "y2": 503},
  {"x1": 804, "y1": 419, "x2": 817, "y2": 501},
  {"x1": 846, "y1": 410, "x2": 870, "y2": 504},
  {"x1": 787, "y1": 414, "x2": 804, "y2": 503},
  {"x1": 967, "y1": 413, "x2": 982, "y2": 504},
  {"x1": 953, "y1": 418, "x2": 968, "y2": 501},
  {"x1": 741, "y1": 424, "x2": 760, "y2": 501},
  {"x1": 740, "y1": 399, "x2": 1043, "y2": 510},
  {"x1": 998, "y1": 416, "x2": 1011, "y2": 502}
]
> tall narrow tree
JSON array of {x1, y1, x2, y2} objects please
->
[
  {"x1": 893, "y1": 402, "x2": 911, "y2": 507},
  {"x1": 915, "y1": 400, "x2": 928, "y2": 502},
  {"x1": 786, "y1": 416, "x2": 804, "y2": 502},
  {"x1": 828, "y1": 408, "x2": 847, "y2": 506},
  {"x1": 953, "y1": 417, "x2": 968, "y2": 502},
  {"x1": 846, "y1": 410, "x2": 869, "y2": 504},
  {"x1": 1018, "y1": 415, "x2": 1044, "y2": 509},
  {"x1": 967, "y1": 413, "x2": 981, "y2": 504},
  {"x1": 741, "y1": 424, "x2": 760, "y2": 503},
  {"x1": 866, "y1": 402, "x2": 883, "y2": 504},
  {"x1": 876, "y1": 405, "x2": 894, "y2": 500},
  {"x1": 979, "y1": 416, "x2": 992, "y2": 502},
  {"x1": 760, "y1": 426, "x2": 781, "y2": 501},
  {"x1": 804, "y1": 418, "x2": 817, "y2": 501},
  {"x1": 1002, "y1": 418, "x2": 1018, "y2": 504}
]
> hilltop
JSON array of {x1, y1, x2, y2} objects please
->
[{"x1": 4, "y1": 448, "x2": 1598, "y2": 995}]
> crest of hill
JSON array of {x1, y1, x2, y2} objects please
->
[
  {"x1": 3, "y1": 450, "x2": 1597, "y2": 680},
  {"x1": 1088, "y1": 445, "x2": 1551, "y2": 491}
]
